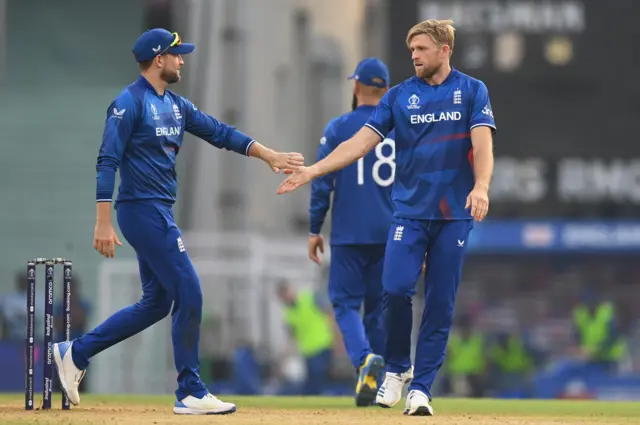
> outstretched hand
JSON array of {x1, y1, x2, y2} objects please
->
[
  {"x1": 277, "y1": 167, "x2": 314, "y2": 194},
  {"x1": 269, "y1": 151, "x2": 304, "y2": 174}
]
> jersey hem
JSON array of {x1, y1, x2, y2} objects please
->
[
  {"x1": 393, "y1": 215, "x2": 474, "y2": 221},
  {"x1": 114, "y1": 197, "x2": 176, "y2": 205},
  {"x1": 329, "y1": 241, "x2": 388, "y2": 246}
]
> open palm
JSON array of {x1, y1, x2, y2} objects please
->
[{"x1": 276, "y1": 167, "x2": 313, "y2": 194}]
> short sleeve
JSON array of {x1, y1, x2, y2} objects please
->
[
  {"x1": 469, "y1": 81, "x2": 497, "y2": 134},
  {"x1": 365, "y1": 87, "x2": 396, "y2": 139}
]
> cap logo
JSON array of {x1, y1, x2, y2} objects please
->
[{"x1": 152, "y1": 45, "x2": 162, "y2": 53}]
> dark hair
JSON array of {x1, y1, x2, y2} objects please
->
[{"x1": 138, "y1": 59, "x2": 154, "y2": 71}]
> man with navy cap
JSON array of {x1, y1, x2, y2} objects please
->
[
  {"x1": 307, "y1": 57, "x2": 396, "y2": 406},
  {"x1": 52, "y1": 28, "x2": 304, "y2": 415}
]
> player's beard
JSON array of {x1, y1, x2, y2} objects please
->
[
  {"x1": 160, "y1": 68, "x2": 181, "y2": 84},
  {"x1": 416, "y1": 62, "x2": 442, "y2": 80}
]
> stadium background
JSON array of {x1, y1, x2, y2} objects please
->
[{"x1": 0, "y1": 0, "x2": 638, "y2": 401}]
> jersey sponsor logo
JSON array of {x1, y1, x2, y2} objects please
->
[
  {"x1": 482, "y1": 105, "x2": 494, "y2": 118},
  {"x1": 410, "y1": 111, "x2": 462, "y2": 124},
  {"x1": 156, "y1": 126, "x2": 182, "y2": 136}
]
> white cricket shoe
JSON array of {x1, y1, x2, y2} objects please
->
[
  {"x1": 53, "y1": 341, "x2": 86, "y2": 406},
  {"x1": 375, "y1": 366, "x2": 414, "y2": 408},
  {"x1": 404, "y1": 389, "x2": 434, "y2": 416},
  {"x1": 173, "y1": 393, "x2": 237, "y2": 415}
]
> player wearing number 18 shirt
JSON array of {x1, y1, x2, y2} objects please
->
[
  {"x1": 308, "y1": 58, "x2": 394, "y2": 407},
  {"x1": 280, "y1": 20, "x2": 496, "y2": 416}
]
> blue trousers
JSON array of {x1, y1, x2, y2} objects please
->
[
  {"x1": 382, "y1": 218, "x2": 473, "y2": 399},
  {"x1": 71, "y1": 201, "x2": 206, "y2": 400},
  {"x1": 328, "y1": 244, "x2": 385, "y2": 371}
]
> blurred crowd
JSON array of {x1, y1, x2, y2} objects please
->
[
  {"x1": 0, "y1": 272, "x2": 91, "y2": 344},
  {"x1": 441, "y1": 255, "x2": 640, "y2": 398},
  {"x1": 191, "y1": 253, "x2": 640, "y2": 398}
]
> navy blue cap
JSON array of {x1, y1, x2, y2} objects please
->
[
  {"x1": 347, "y1": 57, "x2": 390, "y2": 88},
  {"x1": 132, "y1": 28, "x2": 195, "y2": 62}
]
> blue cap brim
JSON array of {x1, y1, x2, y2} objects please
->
[
  {"x1": 169, "y1": 43, "x2": 195, "y2": 55},
  {"x1": 347, "y1": 73, "x2": 356, "y2": 80}
]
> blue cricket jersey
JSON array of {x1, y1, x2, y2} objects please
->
[
  {"x1": 309, "y1": 105, "x2": 394, "y2": 245},
  {"x1": 96, "y1": 76, "x2": 255, "y2": 205},
  {"x1": 365, "y1": 68, "x2": 496, "y2": 220}
]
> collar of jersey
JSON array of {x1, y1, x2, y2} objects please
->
[
  {"x1": 416, "y1": 67, "x2": 459, "y2": 87},
  {"x1": 136, "y1": 75, "x2": 166, "y2": 98}
]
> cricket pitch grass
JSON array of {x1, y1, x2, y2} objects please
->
[{"x1": 1, "y1": 394, "x2": 640, "y2": 424}]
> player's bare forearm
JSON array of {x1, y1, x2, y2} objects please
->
[
  {"x1": 95, "y1": 201, "x2": 113, "y2": 224},
  {"x1": 247, "y1": 141, "x2": 276, "y2": 163},
  {"x1": 248, "y1": 141, "x2": 304, "y2": 172},
  {"x1": 470, "y1": 126, "x2": 494, "y2": 190},
  {"x1": 308, "y1": 126, "x2": 380, "y2": 179},
  {"x1": 276, "y1": 127, "x2": 378, "y2": 194}
]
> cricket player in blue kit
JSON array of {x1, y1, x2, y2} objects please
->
[
  {"x1": 52, "y1": 28, "x2": 304, "y2": 415},
  {"x1": 278, "y1": 20, "x2": 496, "y2": 416},
  {"x1": 309, "y1": 58, "x2": 395, "y2": 407}
]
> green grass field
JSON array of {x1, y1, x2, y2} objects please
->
[{"x1": 1, "y1": 394, "x2": 640, "y2": 424}]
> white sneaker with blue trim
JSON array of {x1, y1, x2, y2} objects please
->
[
  {"x1": 173, "y1": 393, "x2": 237, "y2": 415},
  {"x1": 53, "y1": 341, "x2": 86, "y2": 406},
  {"x1": 404, "y1": 389, "x2": 434, "y2": 416},
  {"x1": 375, "y1": 366, "x2": 414, "y2": 408}
]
